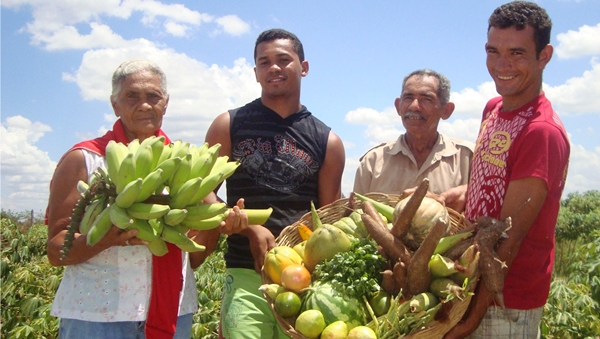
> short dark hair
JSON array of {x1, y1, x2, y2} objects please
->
[
  {"x1": 488, "y1": 1, "x2": 552, "y2": 56},
  {"x1": 402, "y1": 69, "x2": 451, "y2": 106},
  {"x1": 253, "y1": 28, "x2": 305, "y2": 62}
]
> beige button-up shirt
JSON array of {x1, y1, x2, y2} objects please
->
[{"x1": 353, "y1": 134, "x2": 474, "y2": 195}]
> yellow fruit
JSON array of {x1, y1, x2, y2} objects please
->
[
  {"x1": 274, "y1": 291, "x2": 302, "y2": 318},
  {"x1": 295, "y1": 310, "x2": 325, "y2": 339},
  {"x1": 280, "y1": 264, "x2": 311, "y2": 293},
  {"x1": 348, "y1": 326, "x2": 377, "y2": 339},
  {"x1": 264, "y1": 246, "x2": 303, "y2": 284},
  {"x1": 293, "y1": 240, "x2": 307, "y2": 260},
  {"x1": 321, "y1": 320, "x2": 348, "y2": 339}
]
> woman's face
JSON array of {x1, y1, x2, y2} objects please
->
[{"x1": 111, "y1": 70, "x2": 168, "y2": 141}]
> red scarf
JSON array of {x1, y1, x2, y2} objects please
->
[{"x1": 49, "y1": 120, "x2": 182, "y2": 339}]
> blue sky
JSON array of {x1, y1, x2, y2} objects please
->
[{"x1": 2, "y1": 0, "x2": 600, "y2": 213}]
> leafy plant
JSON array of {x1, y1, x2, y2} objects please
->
[
  {"x1": 1, "y1": 217, "x2": 63, "y2": 339},
  {"x1": 312, "y1": 238, "x2": 387, "y2": 300}
]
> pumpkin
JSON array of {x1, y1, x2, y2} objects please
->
[{"x1": 393, "y1": 196, "x2": 450, "y2": 251}]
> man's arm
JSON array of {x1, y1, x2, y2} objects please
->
[
  {"x1": 318, "y1": 131, "x2": 345, "y2": 207},
  {"x1": 443, "y1": 177, "x2": 547, "y2": 339},
  {"x1": 201, "y1": 111, "x2": 275, "y2": 273}
]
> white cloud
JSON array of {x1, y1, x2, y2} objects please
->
[
  {"x1": 164, "y1": 21, "x2": 189, "y2": 37},
  {"x1": 450, "y1": 81, "x2": 497, "y2": 118},
  {"x1": 214, "y1": 15, "x2": 250, "y2": 36},
  {"x1": 6, "y1": 0, "x2": 245, "y2": 50},
  {"x1": 555, "y1": 23, "x2": 600, "y2": 59},
  {"x1": 344, "y1": 106, "x2": 398, "y2": 125},
  {"x1": 544, "y1": 60, "x2": 600, "y2": 115},
  {"x1": 42, "y1": 22, "x2": 130, "y2": 51},
  {"x1": 62, "y1": 44, "x2": 260, "y2": 147},
  {"x1": 563, "y1": 142, "x2": 600, "y2": 195},
  {"x1": 1, "y1": 116, "x2": 56, "y2": 213}
]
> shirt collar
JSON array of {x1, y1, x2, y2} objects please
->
[{"x1": 388, "y1": 133, "x2": 459, "y2": 159}]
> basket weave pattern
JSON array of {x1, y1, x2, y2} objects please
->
[{"x1": 262, "y1": 192, "x2": 474, "y2": 339}]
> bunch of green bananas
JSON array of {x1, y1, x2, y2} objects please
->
[{"x1": 65, "y1": 136, "x2": 272, "y2": 259}]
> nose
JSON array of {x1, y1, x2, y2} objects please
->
[
  {"x1": 139, "y1": 98, "x2": 152, "y2": 111},
  {"x1": 408, "y1": 98, "x2": 421, "y2": 111},
  {"x1": 268, "y1": 63, "x2": 281, "y2": 73},
  {"x1": 495, "y1": 53, "x2": 512, "y2": 71}
]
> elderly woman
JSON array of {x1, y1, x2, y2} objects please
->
[{"x1": 46, "y1": 59, "x2": 246, "y2": 339}]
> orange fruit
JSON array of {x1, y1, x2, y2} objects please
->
[
  {"x1": 280, "y1": 264, "x2": 311, "y2": 293},
  {"x1": 274, "y1": 291, "x2": 302, "y2": 318}
]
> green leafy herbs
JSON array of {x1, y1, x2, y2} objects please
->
[{"x1": 313, "y1": 238, "x2": 387, "y2": 300}]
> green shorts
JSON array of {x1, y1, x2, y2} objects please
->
[{"x1": 221, "y1": 268, "x2": 291, "y2": 339}]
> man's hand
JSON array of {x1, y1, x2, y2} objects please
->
[
  {"x1": 243, "y1": 225, "x2": 276, "y2": 273},
  {"x1": 437, "y1": 184, "x2": 468, "y2": 212},
  {"x1": 218, "y1": 198, "x2": 248, "y2": 235}
]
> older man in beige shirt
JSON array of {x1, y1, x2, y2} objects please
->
[{"x1": 354, "y1": 69, "x2": 474, "y2": 195}]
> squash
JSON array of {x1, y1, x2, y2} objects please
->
[
  {"x1": 393, "y1": 196, "x2": 449, "y2": 251},
  {"x1": 303, "y1": 224, "x2": 352, "y2": 272}
]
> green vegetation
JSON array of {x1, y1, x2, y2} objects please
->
[
  {"x1": 541, "y1": 190, "x2": 600, "y2": 339},
  {"x1": 1, "y1": 190, "x2": 599, "y2": 338}
]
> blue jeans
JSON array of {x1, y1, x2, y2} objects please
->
[{"x1": 58, "y1": 313, "x2": 193, "y2": 339}]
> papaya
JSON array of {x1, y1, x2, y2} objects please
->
[{"x1": 264, "y1": 246, "x2": 304, "y2": 284}]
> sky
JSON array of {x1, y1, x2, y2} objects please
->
[{"x1": 1, "y1": 0, "x2": 600, "y2": 214}]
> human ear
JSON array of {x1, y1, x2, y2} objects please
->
[
  {"x1": 301, "y1": 61, "x2": 309, "y2": 77},
  {"x1": 442, "y1": 102, "x2": 455, "y2": 120},
  {"x1": 538, "y1": 44, "x2": 553, "y2": 69}
]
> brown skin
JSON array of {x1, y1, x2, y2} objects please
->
[
  {"x1": 443, "y1": 24, "x2": 553, "y2": 339},
  {"x1": 393, "y1": 260, "x2": 408, "y2": 297},
  {"x1": 406, "y1": 217, "x2": 448, "y2": 296},
  {"x1": 391, "y1": 178, "x2": 429, "y2": 239},
  {"x1": 198, "y1": 38, "x2": 345, "y2": 273},
  {"x1": 395, "y1": 75, "x2": 455, "y2": 168},
  {"x1": 361, "y1": 212, "x2": 412, "y2": 265},
  {"x1": 47, "y1": 70, "x2": 247, "y2": 267},
  {"x1": 474, "y1": 217, "x2": 512, "y2": 308}
]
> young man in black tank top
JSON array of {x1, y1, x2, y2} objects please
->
[{"x1": 196, "y1": 29, "x2": 346, "y2": 339}]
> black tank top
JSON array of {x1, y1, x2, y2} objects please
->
[{"x1": 225, "y1": 98, "x2": 331, "y2": 269}]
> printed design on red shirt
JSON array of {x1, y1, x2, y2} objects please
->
[{"x1": 466, "y1": 104, "x2": 535, "y2": 220}]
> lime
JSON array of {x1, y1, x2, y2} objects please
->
[
  {"x1": 275, "y1": 291, "x2": 302, "y2": 318},
  {"x1": 348, "y1": 326, "x2": 377, "y2": 339},
  {"x1": 320, "y1": 320, "x2": 348, "y2": 339},
  {"x1": 295, "y1": 309, "x2": 325, "y2": 339},
  {"x1": 369, "y1": 290, "x2": 391, "y2": 316}
]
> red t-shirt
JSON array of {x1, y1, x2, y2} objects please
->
[{"x1": 465, "y1": 94, "x2": 570, "y2": 309}]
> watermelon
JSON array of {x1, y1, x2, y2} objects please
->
[{"x1": 301, "y1": 281, "x2": 366, "y2": 330}]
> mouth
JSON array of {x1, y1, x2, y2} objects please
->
[
  {"x1": 497, "y1": 75, "x2": 516, "y2": 81},
  {"x1": 268, "y1": 75, "x2": 285, "y2": 83},
  {"x1": 404, "y1": 111, "x2": 425, "y2": 121}
]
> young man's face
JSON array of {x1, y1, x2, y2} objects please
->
[
  {"x1": 485, "y1": 25, "x2": 552, "y2": 111},
  {"x1": 254, "y1": 38, "x2": 308, "y2": 98}
]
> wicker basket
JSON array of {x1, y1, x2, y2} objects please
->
[{"x1": 261, "y1": 192, "x2": 475, "y2": 339}]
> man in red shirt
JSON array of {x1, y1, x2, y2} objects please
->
[{"x1": 442, "y1": 2, "x2": 570, "y2": 338}]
